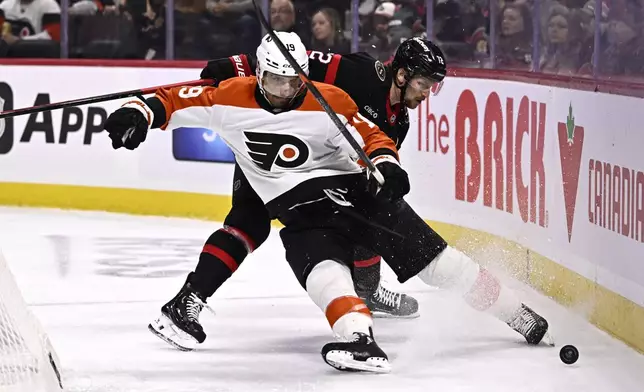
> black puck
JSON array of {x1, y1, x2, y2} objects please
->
[{"x1": 560, "y1": 345, "x2": 579, "y2": 365}]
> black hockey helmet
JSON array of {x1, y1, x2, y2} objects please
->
[{"x1": 391, "y1": 37, "x2": 447, "y2": 83}]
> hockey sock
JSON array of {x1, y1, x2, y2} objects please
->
[
  {"x1": 417, "y1": 246, "x2": 521, "y2": 323},
  {"x1": 306, "y1": 260, "x2": 373, "y2": 340},
  {"x1": 190, "y1": 227, "x2": 253, "y2": 298},
  {"x1": 353, "y1": 256, "x2": 382, "y2": 295}
]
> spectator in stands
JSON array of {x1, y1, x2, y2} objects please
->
[
  {"x1": 68, "y1": 0, "x2": 116, "y2": 15},
  {"x1": 68, "y1": 0, "x2": 99, "y2": 15},
  {"x1": 460, "y1": 0, "x2": 489, "y2": 42},
  {"x1": 597, "y1": 17, "x2": 644, "y2": 76},
  {"x1": 470, "y1": 26, "x2": 490, "y2": 65},
  {"x1": 270, "y1": 0, "x2": 310, "y2": 46},
  {"x1": 358, "y1": 0, "x2": 382, "y2": 41},
  {"x1": 131, "y1": 0, "x2": 216, "y2": 60},
  {"x1": 540, "y1": 6, "x2": 585, "y2": 75},
  {"x1": 64, "y1": 0, "x2": 137, "y2": 59},
  {"x1": 270, "y1": 0, "x2": 292, "y2": 30},
  {"x1": 128, "y1": 0, "x2": 165, "y2": 59},
  {"x1": 358, "y1": 1, "x2": 396, "y2": 61},
  {"x1": 0, "y1": 0, "x2": 61, "y2": 57},
  {"x1": 359, "y1": 0, "x2": 378, "y2": 14},
  {"x1": 310, "y1": 7, "x2": 349, "y2": 53},
  {"x1": 574, "y1": 0, "x2": 609, "y2": 73},
  {"x1": 395, "y1": 0, "x2": 425, "y2": 25},
  {"x1": 434, "y1": 0, "x2": 462, "y2": 42},
  {"x1": 270, "y1": 0, "x2": 294, "y2": 32},
  {"x1": 207, "y1": 0, "x2": 260, "y2": 54},
  {"x1": 388, "y1": 0, "x2": 423, "y2": 44},
  {"x1": 434, "y1": 0, "x2": 472, "y2": 61},
  {"x1": 173, "y1": 0, "x2": 223, "y2": 59},
  {"x1": 495, "y1": 3, "x2": 533, "y2": 70}
]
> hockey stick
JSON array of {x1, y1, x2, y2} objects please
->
[
  {"x1": 250, "y1": 0, "x2": 384, "y2": 185},
  {"x1": 0, "y1": 79, "x2": 214, "y2": 120}
]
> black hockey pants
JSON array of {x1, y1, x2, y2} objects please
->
[{"x1": 277, "y1": 181, "x2": 448, "y2": 288}]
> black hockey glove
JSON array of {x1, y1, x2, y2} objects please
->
[
  {"x1": 200, "y1": 55, "x2": 254, "y2": 85},
  {"x1": 368, "y1": 155, "x2": 410, "y2": 202},
  {"x1": 103, "y1": 101, "x2": 151, "y2": 150},
  {"x1": 200, "y1": 60, "x2": 225, "y2": 84}
]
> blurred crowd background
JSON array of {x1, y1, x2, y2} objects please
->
[{"x1": 0, "y1": 0, "x2": 642, "y2": 81}]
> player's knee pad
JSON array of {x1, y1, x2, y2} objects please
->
[
  {"x1": 306, "y1": 260, "x2": 372, "y2": 339},
  {"x1": 223, "y1": 209, "x2": 271, "y2": 250}
]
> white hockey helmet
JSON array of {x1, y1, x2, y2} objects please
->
[{"x1": 256, "y1": 32, "x2": 308, "y2": 100}]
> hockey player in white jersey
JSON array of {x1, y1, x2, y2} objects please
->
[{"x1": 102, "y1": 32, "x2": 552, "y2": 373}]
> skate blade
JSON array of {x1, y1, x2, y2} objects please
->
[
  {"x1": 148, "y1": 314, "x2": 199, "y2": 351},
  {"x1": 542, "y1": 331, "x2": 555, "y2": 347},
  {"x1": 324, "y1": 350, "x2": 391, "y2": 374},
  {"x1": 371, "y1": 310, "x2": 420, "y2": 319}
]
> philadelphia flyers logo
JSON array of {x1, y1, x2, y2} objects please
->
[{"x1": 244, "y1": 131, "x2": 309, "y2": 171}]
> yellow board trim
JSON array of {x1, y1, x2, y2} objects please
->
[
  {"x1": 0, "y1": 182, "x2": 233, "y2": 221},
  {"x1": 1, "y1": 181, "x2": 642, "y2": 353}
]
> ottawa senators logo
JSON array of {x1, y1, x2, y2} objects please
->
[{"x1": 244, "y1": 131, "x2": 309, "y2": 171}]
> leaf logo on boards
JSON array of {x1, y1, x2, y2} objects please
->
[{"x1": 557, "y1": 103, "x2": 584, "y2": 242}]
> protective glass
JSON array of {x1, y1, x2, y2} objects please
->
[{"x1": 262, "y1": 72, "x2": 304, "y2": 99}]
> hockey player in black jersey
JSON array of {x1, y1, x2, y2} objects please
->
[
  {"x1": 169, "y1": 38, "x2": 446, "y2": 322},
  {"x1": 104, "y1": 32, "x2": 552, "y2": 373}
]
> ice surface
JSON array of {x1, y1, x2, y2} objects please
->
[{"x1": 1, "y1": 206, "x2": 643, "y2": 392}]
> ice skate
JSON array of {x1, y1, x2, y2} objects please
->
[
  {"x1": 321, "y1": 330, "x2": 391, "y2": 373},
  {"x1": 508, "y1": 304, "x2": 553, "y2": 345},
  {"x1": 361, "y1": 283, "x2": 419, "y2": 318},
  {"x1": 148, "y1": 275, "x2": 208, "y2": 351}
]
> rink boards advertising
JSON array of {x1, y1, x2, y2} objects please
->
[{"x1": 0, "y1": 62, "x2": 642, "y2": 353}]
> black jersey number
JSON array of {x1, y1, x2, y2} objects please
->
[{"x1": 309, "y1": 51, "x2": 333, "y2": 64}]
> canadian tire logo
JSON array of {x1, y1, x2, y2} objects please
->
[{"x1": 557, "y1": 103, "x2": 584, "y2": 242}]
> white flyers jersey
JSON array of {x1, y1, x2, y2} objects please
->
[{"x1": 151, "y1": 77, "x2": 398, "y2": 215}]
